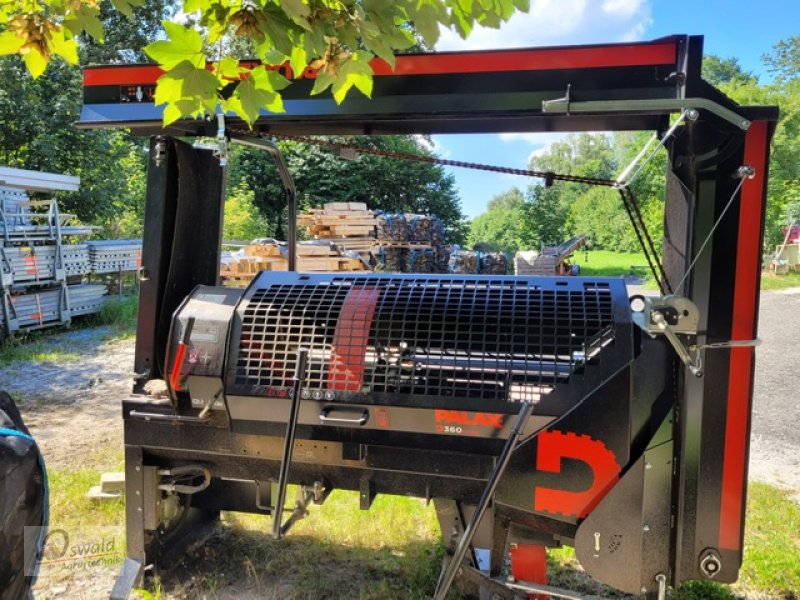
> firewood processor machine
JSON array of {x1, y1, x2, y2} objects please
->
[{"x1": 77, "y1": 35, "x2": 778, "y2": 599}]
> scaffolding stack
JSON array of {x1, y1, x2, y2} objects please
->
[{"x1": 0, "y1": 168, "x2": 107, "y2": 340}]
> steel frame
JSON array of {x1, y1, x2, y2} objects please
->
[{"x1": 78, "y1": 34, "x2": 779, "y2": 599}]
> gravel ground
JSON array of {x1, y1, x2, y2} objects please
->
[{"x1": 749, "y1": 287, "x2": 800, "y2": 500}]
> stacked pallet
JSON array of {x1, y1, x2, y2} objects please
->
[
  {"x1": 299, "y1": 203, "x2": 377, "y2": 250},
  {"x1": 221, "y1": 239, "x2": 367, "y2": 285},
  {"x1": 513, "y1": 251, "x2": 539, "y2": 275},
  {"x1": 88, "y1": 240, "x2": 142, "y2": 273},
  {"x1": 371, "y1": 213, "x2": 450, "y2": 273},
  {"x1": 0, "y1": 283, "x2": 106, "y2": 333},
  {"x1": 0, "y1": 193, "x2": 93, "y2": 242},
  {"x1": 0, "y1": 244, "x2": 90, "y2": 286},
  {"x1": 0, "y1": 169, "x2": 110, "y2": 340},
  {"x1": 67, "y1": 284, "x2": 108, "y2": 316},
  {"x1": 448, "y1": 247, "x2": 509, "y2": 275}
]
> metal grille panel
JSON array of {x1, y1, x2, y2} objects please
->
[{"x1": 233, "y1": 276, "x2": 618, "y2": 404}]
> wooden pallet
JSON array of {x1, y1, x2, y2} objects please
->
[{"x1": 299, "y1": 203, "x2": 377, "y2": 240}]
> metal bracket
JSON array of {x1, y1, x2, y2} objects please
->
[
  {"x1": 631, "y1": 295, "x2": 703, "y2": 376},
  {"x1": 542, "y1": 97, "x2": 751, "y2": 131}
]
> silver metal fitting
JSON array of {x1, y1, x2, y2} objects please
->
[
  {"x1": 699, "y1": 549, "x2": 722, "y2": 578},
  {"x1": 737, "y1": 165, "x2": 756, "y2": 179},
  {"x1": 152, "y1": 137, "x2": 168, "y2": 167}
]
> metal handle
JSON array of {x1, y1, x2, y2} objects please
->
[
  {"x1": 319, "y1": 407, "x2": 369, "y2": 426},
  {"x1": 129, "y1": 410, "x2": 211, "y2": 423}
]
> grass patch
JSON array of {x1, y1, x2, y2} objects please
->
[
  {"x1": 0, "y1": 334, "x2": 82, "y2": 365},
  {"x1": 760, "y1": 271, "x2": 800, "y2": 291},
  {"x1": 163, "y1": 490, "x2": 447, "y2": 599},
  {"x1": 85, "y1": 294, "x2": 139, "y2": 338},
  {"x1": 572, "y1": 250, "x2": 649, "y2": 279},
  {"x1": 736, "y1": 482, "x2": 800, "y2": 596},
  {"x1": 48, "y1": 466, "x2": 125, "y2": 529},
  {"x1": 43, "y1": 461, "x2": 797, "y2": 599}
]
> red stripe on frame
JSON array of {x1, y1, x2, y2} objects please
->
[
  {"x1": 83, "y1": 42, "x2": 677, "y2": 86},
  {"x1": 718, "y1": 120, "x2": 769, "y2": 551}
]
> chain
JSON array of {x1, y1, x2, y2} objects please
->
[
  {"x1": 229, "y1": 129, "x2": 618, "y2": 188},
  {"x1": 229, "y1": 128, "x2": 671, "y2": 287}
]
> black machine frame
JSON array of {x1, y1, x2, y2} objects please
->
[{"x1": 78, "y1": 34, "x2": 779, "y2": 598}]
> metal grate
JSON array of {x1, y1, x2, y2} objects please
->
[{"x1": 233, "y1": 276, "x2": 617, "y2": 404}]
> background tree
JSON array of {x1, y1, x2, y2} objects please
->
[
  {"x1": 0, "y1": 0, "x2": 167, "y2": 231},
  {"x1": 223, "y1": 182, "x2": 273, "y2": 241},
  {"x1": 227, "y1": 135, "x2": 468, "y2": 243},
  {"x1": 467, "y1": 189, "x2": 526, "y2": 253}
]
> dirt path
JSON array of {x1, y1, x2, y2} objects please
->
[{"x1": 0, "y1": 326, "x2": 132, "y2": 470}]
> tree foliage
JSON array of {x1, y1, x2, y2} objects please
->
[
  {"x1": 227, "y1": 135, "x2": 467, "y2": 243},
  {"x1": 0, "y1": 0, "x2": 530, "y2": 126},
  {"x1": 0, "y1": 0, "x2": 165, "y2": 230},
  {"x1": 223, "y1": 181, "x2": 272, "y2": 240},
  {"x1": 468, "y1": 133, "x2": 666, "y2": 255},
  {"x1": 467, "y1": 188, "x2": 526, "y2": 253}
]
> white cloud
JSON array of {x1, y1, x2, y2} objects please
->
[
  {"x1": 602, "y1": 0, "x2": 644, "y2": 17},
  {"x1": 436, "y1": 0, "x2": 652, "y2": 51}
]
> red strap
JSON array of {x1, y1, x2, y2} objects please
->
[{"x1": 328, "y1": 287, "x2": 380, "y2": 391}]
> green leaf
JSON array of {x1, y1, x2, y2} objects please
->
[
  {"x1": 255, "y1": 7, "x2": 294, "y2": 56},
  {"x1": 264, "y1": 69, "x2": 291, "y2": 91},
  {"x1": 184, "y1": 0, "x2": 210, "y2": 12},
  {"x1": 22, "y1": 48, "x2": 47, "y2": 78},
  {"x1": 289, "y1": 44, "x2": 307, "y2": 79},
  {"x1": 280, "y1": 0, "x2": 311, "y2": 30},
  {"x1": 217, "y1": 56, "x2": 245, "y2": 79},
  {"x1": 145, "y1": 21, "x2": 204, "y2": 70},
  {"x1": 331, "y1": 55, "x2": 374, "y2": 103},
  {"x1": 75, "y1": 5, "x2": 105, "y2": 42},
  {"x1": 310, "y1": 71, "x2": 335, "y2": 96},
  {"x1": 0, "y1": 30, "x2": 24, "y2": 55},
  {"x1": 226, "y1": 77, "x2": 283, "y2": 125},
  {"x1": 110, "y1": 0, "x2": 138, "y2": 18},
  {"x1": 411, "y1": 4, "x2": 442, "y2": 47},
  {"x1": 50, "y1": 28, "x2": 78, "y2": 65},
  {"x1": 163, "y1": 103, "x2": 183, "y2": 126}
]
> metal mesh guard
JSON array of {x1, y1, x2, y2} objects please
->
[{"x1": 233, "y1": 276, "x2": 617, "y2": 404}]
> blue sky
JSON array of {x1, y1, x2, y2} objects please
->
[{"x1": 430, "y1": 0, "x2": 799, "y2": 218}]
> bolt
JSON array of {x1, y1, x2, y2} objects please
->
[
  {"x1": 135, "y1": 466, "x2": 141, "y2": 472},
  {"x1": 641, "y1": 586, "x2": 648, "y2": 593},
  {"x1": 699, "y1": 549, "x2": 722, "y2": 579},
  {"x1": 686, "y1": 108, "x2": 699, "y2": 121},
  {"x1": 643, "y1": 524, "x2": 650, "y2": 532},
  {"x1": 645, "y1": 462, "x2": 652, "y2": 470}
]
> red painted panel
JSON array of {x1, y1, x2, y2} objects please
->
[
  {"x1": 718, "y1": 120, "x2": 769, "y2": 550},
  {"x1": 327, "y1": 287, "x2": 380, "y2": 392},
  {"x1": 534, "y1": 430, "x2": 621, "y2": 518},
  {"x1": 83, "y1": 41, "x2": 677, "y2": 86}
]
